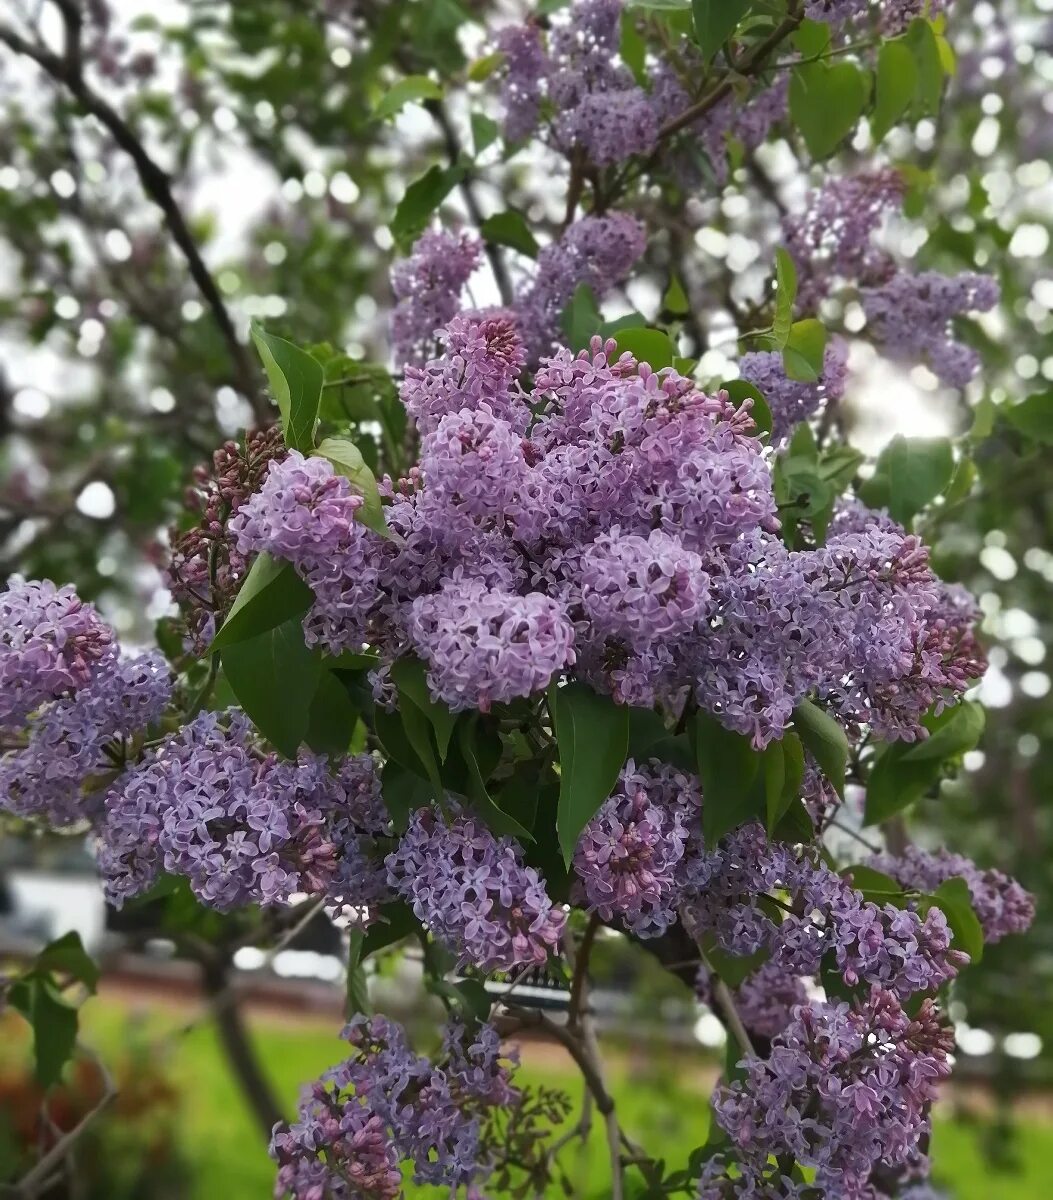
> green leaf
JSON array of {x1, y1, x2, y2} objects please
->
[
  {"x1": 314, "y1": 435, "x2": 396, "y2": 540},
  {"x1": 929, "y1": 876, "x2": 984, "y2": 963},
  {"x1": 305, "y1": 670, "x2": 359, "y2": 756},
  {"x1": 391, "y1": 657, "x2": 457, "y2": 761},
  {"x1": 467, "y1": 51, "x2": 504, "y2": 82},
  {"x1": 612, "y1": 327, "x2": 676, "y2": 369},
  {"x1": 373, "y1": 74, "x2": 443, "y2": 121},
  {"x1": 251, "y1": 324, "x2": 324, "y2": 453},
  {"x1": 844, "y1": 864, "x2": 905, "y2": 899},
  {"x1": 790, "y1": 61, "x2": 869, "y2": 159},
  {"x1": 773, "y1": 248, "x2": 797, "y2": 347},
  {"x1": 356, "y1": 901, "x2": 421, "y2": 960},
  {"x1": 899, "y1": 701, "x2": 984, "y2": 765},
  {"x1": 871, "y1": 39, "x2": 919, "y2": 141},
  {"x1": 391, "y1": 164, "x2": 466, "y2": 250},
  {"x1": 456, "y1": 718, "x2": 533, "y2": 840},
  {"x1": 767, "y1": 732, "x2": 805, "y2": 836},
  {"x1": 221, "y1": 617, "x2": 323, "y2": 757},
  {"x1": 345, "y1": 933, "x2": 372, "y2": 1017},
  {"x1": 791, "y1": 700, "x2": 848, "y2": 798},
  {"x1": 904, "y1": 17, "x2": 944, "y2": 117},
  {"x1": 34, "y1": 932, "x2": 99, "y2": 992},
  {"x1": 210, "y1": 552, "x2": 313, "y2": 652},
  {"x1": 663, "y1": 274, "x2": 690, "y2": 316},
  {"x1": 692, "y1": 0, "x2": 752, "y2": 62},
  {"x1": 873, "y1": 435, "x2": 955, "y2": 526},
  {"x1": 1005, "y1": 391, "x2": 1053, "y2": 444},
  {"x1": 399, "y1": 699, "x2": 445, "y2": 796},
  {"x1": 723, "y1": 379, "x2": 772, "y2": 439},
  {"x1": 782, "y1": 319, "x2": 827, "y2": 383},
  {"x1": 8, "y1": 977, "x2": 79, "y2": 1089},
  {"x1": 692, "y1": 711, "x2": 761, "y2": 846},
  {"x1": 381, "y1": 759, "x2": 432, "y2": 832},
  {"x1": 470, "y1": 111, "x2": 500, "y2": 156},
  {"x1": 560, "y1": 281, "x2": 603, "y2": 352},
  {"x1": 480, "y1": 210, "x2": 539, "y2": 258},
  {"x1": 548, "y1": 682, "x2": 629, "y2": 866},
  {"x1": 793, "y1": 18, "x2": 831, "y2": 58}
]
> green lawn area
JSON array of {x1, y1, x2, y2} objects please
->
[{"x1": 56, "y1": 1000, "x2": 1053, "y2": 1198}]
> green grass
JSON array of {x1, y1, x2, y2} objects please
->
[{"x1": 60, "y1": 1002, "x2": 1053, "y2": 1198}]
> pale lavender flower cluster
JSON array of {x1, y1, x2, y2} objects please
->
[
  {"x1": 95, "y1": 711, "x2": 388, "y2": 912},
  {"x1": 782, "y1": 169, "x2": 905, "y2": 311},
  {"x1": 391, "y1": 227, "x2": 482, "y2": 366},
  {"x1": 236, "y1": 319, "x2": 983, "y2": 751},
  {"x1": 272, "y1": 1014, "x2": 520, "y2": 1197},
  {"x1": 573, "y1": 758, "x2": 700, "y2": 936},
  {"x1": 738, "y1": 339, "x2": 849, "y2": 439},
  {"x1": 867, "y1": 847, "x2": 1036, "y2": 944},
  {"x1": 861, "y1": 270, "x2": 1000, "y2": 387},
  {"x1": 706, "y1": 989, "x2": 953, "y2": 1200},
  {"x1": 0, "y1": 579, "x2": 171, "y2": 827},
  {"x1": 1, "y1": 577, "x2": 115, "y2": 728},
  {"x1": 386, "y1": 807, "x2": 566, "y2": 972},
  {"x1": 495, "y1": 0, "x2": 658, "y2": 166}
]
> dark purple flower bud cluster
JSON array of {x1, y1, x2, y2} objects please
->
[
  {"x1": 861, "y1": 271, "x2": 1000, "y2": 387},
  {"x1": 707, "y1": 988, "x2": 954, "y2": 1199},
  {"x1": 1, "y1": 577, "x2": 116, "y2": 728},
  {"x1": 573, "y1": 758, "x2": 700, "y2": 936},
  {"x1": 234, "y1": 322, "x2": 983, "y2": 750},
  {"x1": 738, "y1": 340, "x2": 849, "y2": 440},
  {"x1": 166, "y1": 425, "x2": 288, "y2": 651},
  {"x1": 866, "y1": 847, "x2": 1036, "y2": 944},
  {"x1": 272, "y1": 1014, "x2": 521, "y2": 1197},
  {"x1": 0, "y1": 579, "x2": 171, "y2": 827},
  {"x1": 386, "y1": 808, "x2": 566, "y2": 972},
  {"x1": 391, "y1": 227, "x2": 482, "y2": 366},
  {"x1": 95, "y1": 711, "x2": 387, "y2": 912}
]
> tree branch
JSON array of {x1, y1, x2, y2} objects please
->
[{"x1": 0, "y1": 17, "x2": 265, "y2": 422}]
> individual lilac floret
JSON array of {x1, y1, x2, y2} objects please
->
[
  {"x1": 391, "y1": 227, "x2": 482, "y2": 367},
  {"x1": 406, "y1": 580, "x2": 575, "y2": 712},
  {"x1": 709, "y1": 988, "x2": 953, "y2": 1199},
  {"x1": 866, "y1": 847, "x2": 1036, "y2": 944},
  {"x1": 272, "y1": 1014, "x2": 521, "y2": 1197},
  {"x1": 96, "y1": 712, "x2": 388, "y2": 912},
  {"x1": 738, "y1": 339, "x2": 849, "y2": 440},
  {"x1": 861, "y1": 270, "x2": 1000, "y2": 387},
  {"x1": 782, "y1": 169, "x2": 905, "y2": 311},
  {"x1": 0, "y1": 652, "x2": 171, "y2": 828},
  {"x1": 517, "y1": 213, "x2": 647, "y2": 356},
  {"x1": 1, "y1": 578, "x2": 116, "y2": 728},
  {"x1": 401, "y1": 311, "x2": 529, "y2": 436},
  {"x1": 573, "y1": 759, "x2": 700, "y2": 937},
  {"x1": 386, "y1": 808, "x2": 566, "y2": 972}
]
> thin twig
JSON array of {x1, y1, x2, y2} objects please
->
[{"x1": 699, "y1": 949, "x2": 755, "y2": 1059}]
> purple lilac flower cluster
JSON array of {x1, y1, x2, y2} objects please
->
[
  {"x1": 0, "y1": 580, "x2": 171, "y2": 827},
  {"x1": 704, "y1": 989, "x2": 953, "y2": 1199},
  {"x1": 271, "y1": 1014, "x2": 520, "y2": 1197},
  {"x1": 95, "y1": 711, "x2": 388, "y2": 912},
  {"x1": 738, "y1": 339, "x2": 849, "y2": 440},
  {"x1": 806, "y1": 0, "x2": 951, "y2": 36},
  {"x1": 861, "y1": 270, "x2": 1000, "y2": 387},
  {"x1": 391, "y1": 227, "x2": 482, "y2": 366},
  {"x1": 866, "y1": 847, "x2": 1036, "y2": 943},
  {"x1": 386, "y1": 808, "x2": 566, "y2": 972},
  {"x1": 496, "y1": 0, "x2": 657, "y2": 166},
  {"x1": 782, "y1": 169, "x2": 906, "y2": 312},
  {"x1": 235, "y1": 318, "x2": 984, "y2": 750}
]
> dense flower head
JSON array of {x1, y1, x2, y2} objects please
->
[
  {"x1": 495, "y1": 22, "x2": 548, "y2": 142},
  {"x1": 166, "y1": 426, "x2": 287, "y2": 651},
  {"x1": 861, "y1": 270, "x2": 1000, "y2": 387},
  {"x1": 573, "y1": 758, "x2": 701, "y2": 936},
  {"x1": 782, "y1": 169, "x2": 906, "y2": 312},
  {"x1": 386, "y1": 807, "x2": 566, "y2": 971},
  {"x1": 96, "y1": 712, "x2": 387, "y2": 912},
  {"x1": 0, "y1": 651, "x2": 171, "y2": 827},
  {"x1": 709, "y1": 988, "x2": 954, "y2": 1199},
  {"x1": 272, "y1": 1014, "x2": 520, "y2": 1197},
  {"x1": 738, "y1": 339, "x2": 849, "y2": 440},
  {"x1": 391, "y1": 227, "x2": 482, "y2": 366},
  {"x1": 866, "y1": 847, "x2": 1035, "y2": 944},
  {"x1": 1, "y1": 577, "x2": 116, "y2": 728}
]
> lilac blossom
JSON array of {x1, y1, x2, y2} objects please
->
[
  {"x1": 391, "y1": 227, "x2": 482, "y2": 366},
  {"x1": 495, "y1": 23, "x2": 548, "y2": 142},
  {"x1": 738, "y1": 339, "x2": 849, "y2": 439},
  {"x1": 386, "y1": 808, "x2": 566, "y2": 971},
  {"x1": 861, "y1": 270, "x2": 1000, "y2": 387}
]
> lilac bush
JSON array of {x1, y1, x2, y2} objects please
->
[{"x1": 0, "y1": 1, "x2": 1038, "y2": 1198}]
